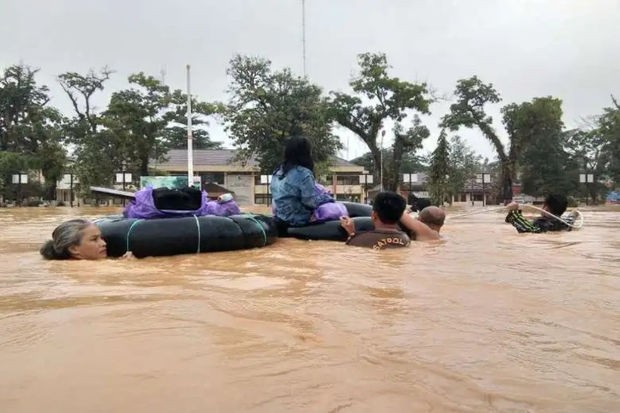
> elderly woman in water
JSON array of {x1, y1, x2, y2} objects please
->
[{"x1": 40, "y1": 218, "x2": 109, "y2": 260}]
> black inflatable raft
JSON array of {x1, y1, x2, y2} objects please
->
[
  {"x1": 95, "y1": 214, "x2": 276, "y2": 258},
  {"x1": 286, "y1": 202, "x2": 375, "y2": 241}
]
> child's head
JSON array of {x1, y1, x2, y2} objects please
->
[
  {"x1": 543, "y1": 194, "x2": 568, "y2": 216},
  {"x1": 372, "y1": 192, "x2": 407, "y2": 225}
]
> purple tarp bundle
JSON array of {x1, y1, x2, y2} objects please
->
[
  {"x1": 310, "y1": 184, "x2": 349, "y2": 223},
  {"x1": 123, "y1": 187, "x2": 240, "y2": 219}
]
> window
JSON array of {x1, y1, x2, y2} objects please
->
[
  {"x1": 254, "y1": 194, "x2": 272, "y2": 205},
  {"x1": 254, "y1": 174, "x2": 273, "y2": 185},
  {"x1": 336, "y1": 194, "x2": 360, "y2": 202},
  {"x1": 336, "y1": 175, "x2": 360, "y2": 185}
]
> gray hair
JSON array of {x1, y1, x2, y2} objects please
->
[{"x1": 40, "y1": 219, "x2": 93, "y2": 260}]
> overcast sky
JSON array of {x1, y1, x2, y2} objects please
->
[{"x1": 1, "y1": 0, "x2": 619, "y2": 161}]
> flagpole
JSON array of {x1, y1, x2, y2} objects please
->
[{"x1": 186, "y1": 64, "x2": 194, "y2": 186}]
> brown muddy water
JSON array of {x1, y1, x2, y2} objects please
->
[{"x1": 0, "y1": 206, "x2": 619, "y2": 412}]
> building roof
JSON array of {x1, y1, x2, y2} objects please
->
[
  {"x1": 152, "y1": 149, "x2": 362, "y2": 172},
  {"x1": 331, "y1": 156, "x2": 359, "y2": 167},
  {"x1": 154, "y1": 149, "x2": 258, "y2": 168}
]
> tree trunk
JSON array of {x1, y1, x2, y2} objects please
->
[
  {"x1": 140, "y1": 156, "x2": 149, "y2": 178},
  {"x1": 370, "y1": 148, "x2": 382, "y2": 190},
  {"x1": 500, "y1": 163, "x2": 513, "y2": 204},
  {"x1": 387, "y1": 136, "x2": 406, "y2": 192},
  {"x1": 45, "y1": 182, "x2": 57, "y2": 201}
]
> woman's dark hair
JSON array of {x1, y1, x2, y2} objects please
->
[
  {"x1": 40, "y1": 218, "x2": 92, "y2": 260},
  {"x1": 281, "y1": 136, "x2": 314, "y2": 175}
]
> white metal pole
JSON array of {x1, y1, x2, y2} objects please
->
[{"x1": 186, "y1": 64, "x2": 194, "y2": 186}]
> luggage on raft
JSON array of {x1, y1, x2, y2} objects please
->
[{"x1": 95, "y1": 214, "x2": 277, "y2": 258}]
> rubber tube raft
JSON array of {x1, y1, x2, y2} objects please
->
[
  {"x1": 95, "y1": 214, "x2": 277, "y2": 258},
  {"x1": 287, "y1": 202, "x2": 375, "y2": 241}
]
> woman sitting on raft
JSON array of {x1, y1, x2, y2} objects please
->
[
  {"x1": 40, "y1": 219, "x2": 108, "y2": 260},
  {"x1": 270, "y1": 136, "x2": 333, "y2": 235}
]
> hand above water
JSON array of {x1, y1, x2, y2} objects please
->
[
  {"x1": 506, "y1": 202, "x2": 520, "y2": 211},
  {"x1": 120, "y1": 251, "x2": 136, "y2": 260},
  {"x1": 339, "y1": 216, "x2": 355, "y2": 236}
]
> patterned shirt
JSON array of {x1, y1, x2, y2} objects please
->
[{"x1": 505, "y1": 210, "x2": 570, "y2": 233}]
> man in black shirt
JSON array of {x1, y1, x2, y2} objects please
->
[{"x1": 340, "y1": 192, "x2": 411, "y2": 250}]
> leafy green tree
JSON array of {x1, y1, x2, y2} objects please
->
[
  {"x1": 563, "y1": 128, "x2": 607, "y2": 203},
  {"x1": 520, "y1": 134, "x2": 576, "y2": 198},
  {"x1": 58, "y1": 68, "x2": 112, "y2": 134},
  {"x1": 441, "y1": 76, "x2": 515, "y2": 201},
  {"x1": 385, "y1": 118, "x2": 430, "y2": 190},
  {"x1": 0, "y1": 65, "x2": 51, "y2": 151},
  {"x1": 351, "y1": 149, "x2": 427, "y2": 175},
  {"x1": 428, "y1": 130, "x2": 451, "y2": 205},
  {"x1": 329, "y1": 53, "x2": 432, "y2": 190},
  {"x1": 163, "y1": 90, "x2": 223, "y2": 150},
  {"x1": 58, "y1": 68, "x2": 113, "y2": 193},
  {"x1": 71, "y1": 128, "x2": 124, "y2": 193},
  {"x1": 32, "y1": 107, "x2": 66, "y2": 199},
  {"x1": 103, "y1": 73, "x2": 171, "y2": 176},
  {"x1": 224, "y1": 55, "x2": 340, "y2": 173},
  {"x1": 0, "y1": 151, "x2": 32, "y2": 201},
  {"x1": 442, "y1": 77, "x2": 568, "y2": 202},
  {"x1": 447, "y1": 135, "x2": 481, "y2": 199},
  {"x1": 0, "y1": 64, "x2": 66, "y2": 200},
  {"x1": 562, "y1": 97, "x2": 620, "y2": 203},
  {"x1": 503, "y1": 97, "x2": 573, "y2": 197},
  {"x1": 598, "y1": 96, "x2": 620, "y2": 186}
]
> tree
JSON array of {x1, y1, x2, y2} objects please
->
[
  {"x1": 224, "y1": 55, "x2": 341, "y2": 173},
  {"x1": 385, "y1": 117, "x2": 430, "y2": 190},
  {"x1": 351, "y1": 149, "x2": 427, "y2": 175},
  {"x1": 103, "y1": 72, "x2": 172, "y2": 176},
  {"x1": 520, "y1": 134, "x2": 576, "y2": 198},
  {"x1": 504, "y1": 97, "x2": 572, "y2": 198},
  {"x1": 0, "y1": 64, "x2": 66, "y2": 200},
  {"x1": 329, "y1": 53, "x2": 432, "y2": 190},
  {"x1": 563, "y1": 97, "x2": 620, "y2": 202},
  {"x1": 0, "y1": 65, "x2": 51, "y2": 152},
  {"x1": 58, "y1": 67, "x2": 112, "y2": 134},
  {"x1": 447, "y1": 135, "x2": 481, "y2": 200},
  {"x1": 428, "y1": 130, "x2": 451, "y2": 205},
  {"x1": 163, "y1": 90, "x2": 223, "y2": 150},
  {"x1": 0, "y1": 151, "x2": 32, "y2": 201},
  {"x1": 442, "y1": 77, "x2": 567, "y2": 202},
  {"x1": 440, "y1": 76, "x2": 515, "y2": 201},
  {"x1": 58, "y1": 68, "x2": 112, "y2": 193},
  {"x1": 598, "y1": 96, "x2": 620, "y2": 186},
  {"x1": 31, "y1": 107, "x2": 66, "y2": 199},
  {"x1": 71, "y1": 128, "x2": 123, "y2": 193}
]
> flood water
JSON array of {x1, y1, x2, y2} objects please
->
[{"x1": 0, "y1": 206, "x2": 619, "y2": 412}]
